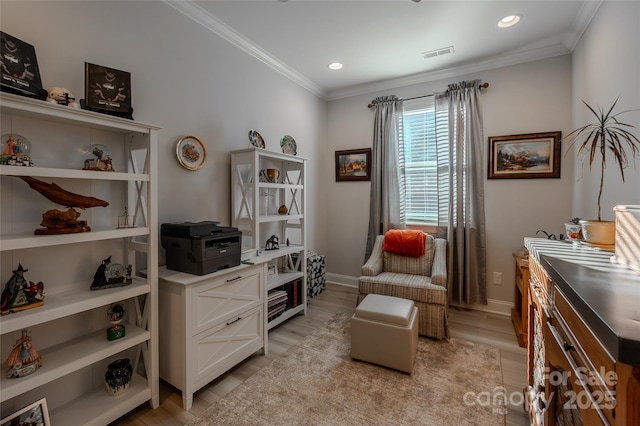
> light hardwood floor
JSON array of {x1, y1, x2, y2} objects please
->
[{"x1": 109, "y1": 284, "x2": 529, "y2": 426}]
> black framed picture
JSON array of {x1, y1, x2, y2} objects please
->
[
  {"x1": 335, "y1": 148, "x2": 372, "y2": 182},
  {"x1": 83, "y1": 62, "x2": 133, "y2": 119},
  {"x1": 0, "y1": 32, "x2": 46, "y2": 99}
]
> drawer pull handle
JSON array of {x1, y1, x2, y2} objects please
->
[
  {"x1": 226, "y1": 276, "x2": 243, "y2": 282},
  {"x1": 563, "y1": 341, "x2": 575, "y2": 352},
  {"x1": 226, "y1": 317, "x2": 242, "y2": 325}
]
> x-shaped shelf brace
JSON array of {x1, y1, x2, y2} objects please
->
[{"x1": 234, "y1": 166, "x2": 255, "y2": 226}]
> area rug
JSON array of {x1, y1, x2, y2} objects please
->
[{"x1": 188, "y1": 312, "x2": 505, "y2": 426}]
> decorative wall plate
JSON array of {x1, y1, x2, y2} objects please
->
[
  {"x1": 176, "y1": 135, "x2": 206, "y2": 170},
  {"x1": 248, "y1": 129, "x2": 265, "y2": 149},
  {"x1": 280, "y1": 135, "x2": 297, "y2": 155}
]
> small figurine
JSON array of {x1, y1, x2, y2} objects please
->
[
  {"x1": 90, "y1": 256, "x2": 133, "y2": 290},
  {"x1": 5, "y1": 330, "x2": 42, "y2": 378},
  {"x1": 278, "y1": 205, "x2": 288, "y2": 215},
  {"x1": 83, "y1": 144, "x2": 115, "y2": 172},
  {"x1": 107, "y1": 302, "x2": 126, "y2": 341},
  {"x1": 118, "y1": 206, "x2": 133, "y2": 229},
  {"x1": 0, "y1": 134, "x2": 34, "y2": 167},
  {"x1": 46, "y1": 87, "x2": 80, "y2": 108},
  {"x1": 1, "y1": 264, "x2": 45, "y2": 315},
  {"x1": 265, "y1": 235, "x2": 279, "y2": 251}
]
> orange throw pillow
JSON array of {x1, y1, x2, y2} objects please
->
[{"x1": 383, "y1": 230, "x2": 426, "y2": 258}]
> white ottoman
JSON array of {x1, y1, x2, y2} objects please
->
[{"x1": 351, "y1": 294, "x2": 419, "y2": 373}]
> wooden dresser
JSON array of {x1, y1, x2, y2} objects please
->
[
  {"x1": 524, "y1": 238, "x2": 640, "y2": 426},
  {"x1": 512, "y1": 252, "x2": 530, "y2": 348}
]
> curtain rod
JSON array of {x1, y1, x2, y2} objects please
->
[{"x1": 367, "y1": 82, "x2": 489, "y2": 109}]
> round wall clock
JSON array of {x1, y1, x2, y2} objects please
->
[{"x1": 176, "y1": 135, "x2": 206, "y2": 170}]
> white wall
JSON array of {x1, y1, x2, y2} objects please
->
[
  {"x1": 0, "y1": 1, "x2": 328, "y2": 262},
  {"x1": 571, "y1": 1, "x2": 640, "y2": 220},
  {"x1": 326, "y1": 56, "x2": 575, "y2": 310}
]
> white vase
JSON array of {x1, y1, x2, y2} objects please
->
[{"x1": 579, "y1": 220, "x2": 615, "y2": 246}]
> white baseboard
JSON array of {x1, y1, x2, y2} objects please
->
[
  {"x1": 326, "y1": 273, "x2": 512, "y2": 317},
  {"x1": 326, "y1": 273, "x2": 358, "y2": 288},
  {"x1": 449, "y1": 299, "x2": 512, "y2": 317}
]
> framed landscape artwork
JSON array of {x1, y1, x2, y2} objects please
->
[
  {"x1": 488, "y1": 131, "x2": 561, "y2": 179},
  {"x1": 335, "y1": 148, "x2": 371, "y2": 182}
]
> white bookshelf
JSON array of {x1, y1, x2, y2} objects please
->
[
  {"x1": 231, "y1": 147, "x2": 307, "y2": 331},
  {"x1": 0, "y1": 92, "x2": 159, "y2": 424}
]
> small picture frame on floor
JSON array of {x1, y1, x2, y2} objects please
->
[{"x1": 1, "y1": 397, "x2": 51, "y2": 426}]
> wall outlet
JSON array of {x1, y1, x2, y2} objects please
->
[{"x1": 493, "y1": 272, "x2": 502, "y2": 285}]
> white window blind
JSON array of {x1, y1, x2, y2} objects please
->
[{"x1": 401, "y1": 96, "x2": 449, "y2": 225}]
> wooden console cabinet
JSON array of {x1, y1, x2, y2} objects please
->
[
  {"x1": 158, "y1": 261, "x2": 267, "y2": 410},
  {"x1": 511, "y1": 252, "x2": 529, "y2": 348},
  {"x1": 524, "y1": 238, "x2": 640, "y2": 426}
]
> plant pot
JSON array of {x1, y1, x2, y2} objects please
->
[
  {"x1": 579, "y1": 220, "x2": 615, "y2": 246},
  {"x1": 105, "y1": 358, "x2": 132, "y2": 396},
  {"x1": 564, "y1": 223, "x2": 583, "y2": 241}
]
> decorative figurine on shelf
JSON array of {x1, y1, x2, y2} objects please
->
[
  {"x1": 118, "y1": 206, "x2": 133, "y2": 229},
  {"x1": 5, "y1": 329, "x2": 42, "y2": 378},
  {"x1": 0, "y1": 133, "x2": 34, "y2": 166},
  {"x1": 105, "y1": 358, "x2": 133, "y2": 396},
  {"x1": 82, "y1": 144, "x2": 115, "y2": 172},
  {"x1": 90, "y1": 256, "x2": 132, "y2": 290},
  {"x1": 45, "y1": 87, "x2": 80, "y2": 108},
  {"x1": 265, "y1": 235, "x2": 279, "y2": 251},
  {"x1": 106, "y1": 302, "x2": 126, "y2": 341},
  {"x1": 1, "y1": 264, "x2": 45, "y2": 316},
  {"x1": 16, "y1": 175, "x2": 109, "y2": 234},
  {"x1": 278, "y1": 205, "x2": 288, "y2": 215}
]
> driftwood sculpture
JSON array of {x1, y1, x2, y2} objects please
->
[
  {"x1": 17, "y1": 176, "x2": 109, "y2": 234},
  {"x1": 19, "y1": 176, "x2": 109, "y2": 208}
]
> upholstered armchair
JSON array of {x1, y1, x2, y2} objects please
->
[{"x1": 358, "y1": 233, "x2": 448, "y2": 339}]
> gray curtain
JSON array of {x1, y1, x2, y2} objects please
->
[
  {"x1": 365, "y1": 95, "x2": 405, "y2": 260},
  {"x1": 435, "y1": 81, "x2": 487, "y2": 305}
]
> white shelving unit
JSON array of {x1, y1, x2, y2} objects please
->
[
  {"x1": 0, "y1": 92, "x2": 159, "y2": 425},
  {"x1": 231, "y1": 148, "x2": 307, "y2": 331}
]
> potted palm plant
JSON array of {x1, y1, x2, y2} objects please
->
[{"x1": 564, "y1": 98, "x2": 640, "y2": 246}]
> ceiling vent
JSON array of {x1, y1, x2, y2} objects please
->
[{"x1": 422, "y1": 46, "x2": 454, "y2": 59}]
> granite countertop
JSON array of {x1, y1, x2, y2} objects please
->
[
  {"x1": 541, "y1": 255, "x2": 640, "y2": 365},
  {"x1": 524, "y1": 237, "x2": 640, "y2": 366}
]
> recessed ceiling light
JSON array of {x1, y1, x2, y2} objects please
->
[
  {"x1": 498, "y1": 14, "x2": 522, "y2": 28},
  {"x1": 328, "y1": 62, "x2": 343, "y2": 71}
]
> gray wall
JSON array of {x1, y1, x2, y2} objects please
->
[
  {"x1": 570, "y1": 1, "x2": 640, "y2": 219},
  {"x1": 3, "y1": 1, "x2": 638, "y2": 312},
  {"x1": 0, "y1": 0, "x2": 328, "y2": 264},
  {"x1": 325, "y1": 56, "x2": 575, "y2": 312}
]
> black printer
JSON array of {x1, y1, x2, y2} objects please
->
[{"x1": 161, "y1": 221, "x2": 242, "y2": 275}]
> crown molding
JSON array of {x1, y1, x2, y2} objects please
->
[
  {"x1": 164, "y1": 0, "x2": 597, "y2": 103},
  {"x1": 326, "y1": 44, "x2": 571, "y2": 101},
  {"x1": 563, "y1": 0, "x2": 602, "y2": 51},
  {"x1": 163, "y1": 0, "x2": 327, "y2": 100}
]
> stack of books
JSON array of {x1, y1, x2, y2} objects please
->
[{"x1": 267, "y1": 289, "x2": 288, "y2": 320}]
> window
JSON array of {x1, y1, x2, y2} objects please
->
[{"x1": 401, "y1": 96, "x2": 449, "y2": 226}]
